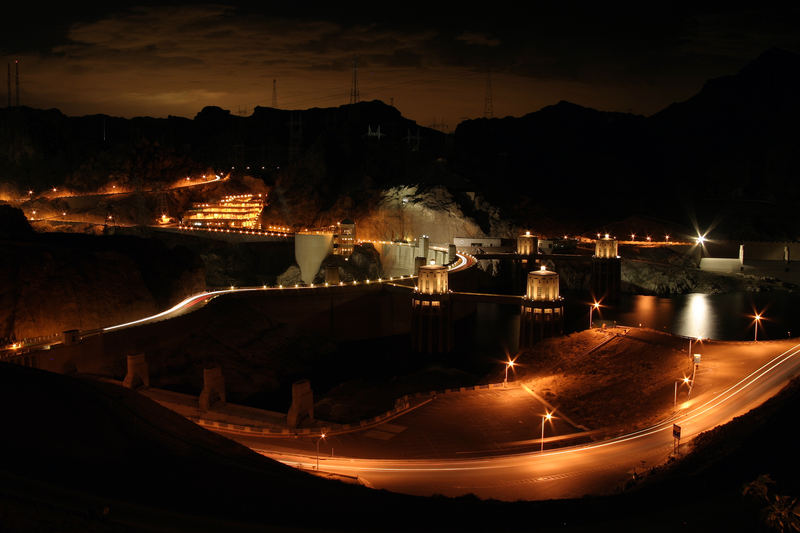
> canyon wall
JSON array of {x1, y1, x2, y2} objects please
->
[{"x1": 0, "y1": 207, "x2": 205, "y2": 341}]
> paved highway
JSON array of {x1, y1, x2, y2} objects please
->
[
  {"x1": 248, "y1": 342, "x2": 800, "y2": 501},
  {"x1": 3, "y1": 251, "x2": 473, "y2": 352}
]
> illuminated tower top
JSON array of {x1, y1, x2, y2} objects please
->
[
  {"x1": 526, "y1": 265, "x2": 560, "y2": 301},
  {"x1": 417, "y1": 264, "x2": 448, "y2": 295},
  {"x1": 595, "y1": 234, "x2": 618, "y2": 259},
  {"x1": 517, "y1": 231, "x2": 538, "y2": 255}
]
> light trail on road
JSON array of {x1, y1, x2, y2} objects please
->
[
  {"x1": 91, "y1": 251, "x2": 472, "y2": 332},
  {"x1": 250, "y1": 342, "x2": 800, "y2": 500}
]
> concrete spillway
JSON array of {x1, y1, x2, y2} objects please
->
[{"x1": 295, "y1": 233, "x2": 333, "y2": 284}]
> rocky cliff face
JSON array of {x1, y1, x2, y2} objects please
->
[
  {"x1": 357, "y1": 186, "x2": 515, "y2": 243},
  {"x1": 0, "y1": 207, "x2": 205, "y2": 341},
  {"x1": 621, "y1": 260, "x2": 796, "y2": 295}
]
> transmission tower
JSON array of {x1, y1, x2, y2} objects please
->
[
  {"x1": 14, "y1": 59, "x2": 19, "y2": 107},
  {"x1": 350, "y1": 58, "x2": 360, "y2": 104},
  {"x1": 484, "y1": 69, "x2": 493, "y2": 118},
  {"x1": 272, "y1": 79, "x2": 277, "y2": 108}
]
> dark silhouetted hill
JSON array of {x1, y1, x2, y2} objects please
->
[{"x1": 2, "y1": 48, "x2": 800, "y2": 239}]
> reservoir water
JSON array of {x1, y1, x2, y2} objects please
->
[{"x1": 468, "y1": 291, "x2": 800, "y2": 357}]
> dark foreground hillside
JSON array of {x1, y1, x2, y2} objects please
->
[{"x1": 1, "y1": 360, "x2": 799, "y2": 532}]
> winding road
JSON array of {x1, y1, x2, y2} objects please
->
[
  {"x1": 242, "y1": 342, "x2": 800, "y2": 500},
  {"x1": 6, "y1": 245, "x2": 794, "y2": 503}
]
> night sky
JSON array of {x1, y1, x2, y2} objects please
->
[{"x1": 2, "y1": 4, "x2": 799, "y2": 128}]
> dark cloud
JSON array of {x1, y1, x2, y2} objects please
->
[{"x1": 1, "y1": 4, "x2": 799, "y2": 127}]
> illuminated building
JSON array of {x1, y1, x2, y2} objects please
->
[
  {"x1": 411, "y1": 264, "x2": 453, "y2": 353},
  {"x1": 334, "y1": 219, "x2": 356, "y2": 255},
  {"x1": 181, "y1": 194, "x2": 265, "y2": 229},
  {"x1": 519, "y1": 266, "x2": 564, "y2": 348},
  {"x1": 591, "y1": 234, "x2": 621, "y2": 302}
]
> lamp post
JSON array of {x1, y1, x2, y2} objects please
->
[
  {"x1": 504, "y1": 359, "x2": 515, "y2": 388},
  {"x1": 689, "y1": 337, "x2": 702, "y2": 355},
  {"x1": 541, "y1": 412, "x2": 553, "y2": 452},
  {"x1": 316, "y1": 433, "x2": 326, "y2": 471},
  {"x1": 754, "y1": 314, "x2": 761, "y2": 342},
  {"x1": 589, "y1": 302, "x2": 600, "y2": 329},
  {"x1": 674, "y1": 377, "x2": 690, "y2": 408}
]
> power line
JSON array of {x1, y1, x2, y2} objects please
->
[{"x1": 232, "y1": 70, "x2": 488, "y2": 115}]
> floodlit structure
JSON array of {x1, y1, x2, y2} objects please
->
[
  {"x1": 517, "y1": 231, "x2": 538, "y2": 256},
  {"x1": 591, "y1": 234, "x2": 621, "y2": 302},
  {"x1": 295, "y1": 232, "x2": 334, "y2": 284},
  {"x1": 181, "y1": 194, "x2": 265, "y2": 229},
  {"x1": 519, "y1": 266, "x2": 564, "y2": 348},
  {"x1": 334, "y1": 219, "x2": 356, "y2": 255},
  {"x1": 411, "y1": 264, "x2": 453, "y2": 353}
]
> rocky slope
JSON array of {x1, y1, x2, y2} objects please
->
[{"x1": 0, "y1": 206, "x2": 205, "y2": 341}]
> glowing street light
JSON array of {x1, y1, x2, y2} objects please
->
[
  {"x1": 541, "y1": 411, "x2": 554, "y2": 452},
  {"x1": 503, "y1": 358, "x2": 516, "y2": 387},
  {"x1": 754, "y1": 314, "x2": 762, "y2": 341},
  {"x1": 316, "y1": 432, "x2": 326, "y2": 471},
  {"x1": 696, "y1": 234, "x2": 706, "y2": 245},
  {"x1": 589, "y1": 301, "x2": 600, "y2": 329},
  {"x1": 688, "y1": 337, "x2": 702, "y2": 355},
  {"x1": 674, "y1": 377, "x2": 691, "y2": 408}
]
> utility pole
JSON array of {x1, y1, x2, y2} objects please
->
[
  {"x1": 350, "y1": 58, "x2": 359, "y2": 104},
  {"x1": 15, "y1": 59, "x2": 19, "y2": 107},
  {"x1": 272, "y1": 79, "x2": 277, "y2": 108}
]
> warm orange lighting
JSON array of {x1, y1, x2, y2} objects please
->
[{"x1": 544, "y1": 412, "x2": 553, "y2": 421}]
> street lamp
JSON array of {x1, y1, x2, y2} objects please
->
[
  {"x1": 541, "y1": 412, "x2": 553, "y2": 452},
  {"x1": 589, "y1": 301, "x2": 600, "y2": 329},
  {"x1": 674, "y1": 377, "x2": 691, "y2": 408},
  {"x1": 754, "y1": 314, "x2": 761, "y2": 341},
  {"x1": 504, "y1": 358, "x2": 516, "y2": 388},
  {"x1": 316, "y1": 432, "x2": 326, "y2": 471},
  {"x1": 689, "y1": 337, "x2": 702, "y2": 355}
]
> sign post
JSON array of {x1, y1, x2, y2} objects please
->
[{"x1": 673, "y1": 424, "x2": 681, "y2": 454}]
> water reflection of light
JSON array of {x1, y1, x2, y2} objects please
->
[{"x1": 676, "y1": 293, "x2": 717, "y2": 339}]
